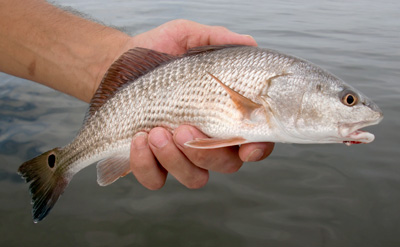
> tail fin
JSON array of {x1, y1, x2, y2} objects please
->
[{"x1": 18, "y1": 148, "x2": 70, "y2": 223}]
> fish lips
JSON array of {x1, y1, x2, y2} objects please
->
[{"x1": 339, "y1": 113, "x2": 383, "y2": 145}]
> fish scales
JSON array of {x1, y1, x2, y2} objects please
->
[
  {"x1": 17, "y1": 45, "x2": 383, "y2": 222},
  {"x1": 62, "y1": 47, "x2": 278, "y2": 170}
]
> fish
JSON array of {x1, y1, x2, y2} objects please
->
[{"x1": 18, "y1": 45, "x2": 383, "y2": 222}]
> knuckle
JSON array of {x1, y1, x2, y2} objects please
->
[
  {"x1": 188, "y1": 151, "x2": 243, "y2": 174},
  {"x1": 190, "y1": 151, "x2": 210, "y2": 166},
  {"x1": 214, "y1": 25, "x2": 229, "y2": 32},
  {"x1": 130, "y1": 152, "x2": 155, "y2": 173},
  {"x1": 221, "y1": 162, "x2": 242, "y2": 174},
  {"x1": 184, "y1": 172, "x2": 209, "y2": 189},
  {"x1": 167, "y1": 19, "x2": 192, "y2": 29},
  {"x1": 172, "y1": 19, "x2": 189, "y2": 25},
  {"x1": 131, "y1": 160, "x2": 149, "y2": 172},
  {"x1": 144, "y1": 180, "x2": 165, "y2": 191}
]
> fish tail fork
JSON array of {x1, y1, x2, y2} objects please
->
[{"x1": 18, "y1": 148, "x2": 70, "y2": 223}]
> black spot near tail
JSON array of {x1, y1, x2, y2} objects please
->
[{"x1": 18, "y1": 148, "x2": 70, "y2": 223}]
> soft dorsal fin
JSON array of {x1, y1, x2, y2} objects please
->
[
  {"x1": 86, "y1": 48, "x2": 176, "y2": 119},
  {"x1": 185, "y1": 44, "x2": 244, "y2": 56},
  {"x1": 207, "y1": 72, "x2": 263, "y2": 119}
]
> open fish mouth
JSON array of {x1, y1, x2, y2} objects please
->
[
  {"x1": 343, "y1": 129, "x2": 375, "y2": 145},
  {"x1": 340, "y1": 117, "x2": 383, "y2": 146}
]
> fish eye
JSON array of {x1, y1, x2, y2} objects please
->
[
  {"x1": 341, "y1": 90, "x2": 358, "y2": 107},
  {"x1": 48, "y1": 154, "x2": 56, "y2": 168}
]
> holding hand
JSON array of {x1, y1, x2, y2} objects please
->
[
  {"x1": 126, "y1": 20, "x2": 275, "y2": 189},
  {"x1": 0, "y1": 0, "x2": 274, "y2": 190}
]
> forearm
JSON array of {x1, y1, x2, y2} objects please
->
[{"x1": 0, "y1": 0, "x2": 132, "y2": 102}]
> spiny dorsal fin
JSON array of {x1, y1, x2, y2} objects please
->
[
  {"x1": 87, "y1": 45, "x2": 246, "y2": 119},
  {"x1": 87, "y1": 48, "x2": 177, "y2": 119}
]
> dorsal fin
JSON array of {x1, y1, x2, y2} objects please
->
[
  {"x1": 185, "y1": 44, "x2": 245, "y2": 56},
  {"x1": 86, "y1": 48, "x2": 176, "y2": 119},
  {"x1": 86, "y1": 45, "x2": 246, "y2": 119}
]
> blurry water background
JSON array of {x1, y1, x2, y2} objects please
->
[{"x1": 1, "y1": 0, "x2": 399, "y2": 246}]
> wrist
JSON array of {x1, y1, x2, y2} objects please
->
[
  {"x1": 0, "y1": 0, "x2": 136, "y2": 103},
  {"x1": 89, "y1": 34, "x2": 134, "y2": 101}
]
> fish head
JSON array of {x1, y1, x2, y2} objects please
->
[{"x1": 262, "y1": 65, "x2": 383, "y2": 144}]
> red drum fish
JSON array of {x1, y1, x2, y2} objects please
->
[{"x1": 18, "y1": 45, "x2": 383, "y2": 222}]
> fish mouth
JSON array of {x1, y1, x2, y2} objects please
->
[
  {"x1": 342, "y1": 130, "x2": 375, "y2": 146},
  {"x1": 339, "y1": 115, "x2": 383, "y2": 146}
]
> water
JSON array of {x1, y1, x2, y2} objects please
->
[{"x1": 1, "y1": 0, "x2": 399, "y2": 246}]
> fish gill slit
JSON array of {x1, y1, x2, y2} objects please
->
[
  {"x1": 258, "y1": 97, "x2": 273, "y2": 127},
  {"x1": 295, "y1": 91, "x2": 306, "y2": 128},
  {"x1": 263, "y1": 71, "x2": 292, "y2": 94}
]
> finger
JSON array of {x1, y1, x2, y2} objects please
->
[
  {"x1": 161, "y1": 20, "x2": 258, "y2": 50},
  {"x1": 148, "y1": 127, "x2": 209, "y2": 189},
  {"x1": 206, "y1": 26, "x2": 258, "y2": 47},
  {"x1": 185, "y1": 23, "x2": 258, "y2": 48},
  {"x1": 176, "y1": 20, "x2": 258, "y2": 47},
  {"x1": 130, "y1": 132, "x2": 167, "y2": 190},
  {"x1": 173, "y1": 125, "x2": 243, "y2": 173},
  {"x1": 238, "y1": 142, "x2": 275, "y2": 162}
]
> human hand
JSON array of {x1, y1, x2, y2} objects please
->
[
  {"x1": 127, "y1": 20, "x2": 274, "y2": 190},
  {"x1": 124, "y1": 19, "x2": 258, "y2": 55}
]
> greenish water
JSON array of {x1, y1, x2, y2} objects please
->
[{"x1": 1, "y1": 0, "x2": 399, "y2": 246}]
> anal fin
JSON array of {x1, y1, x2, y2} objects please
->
[
  {"x1": 184, "y1": 137, "x2": 247, "y2": 149},
  {"x1": 96, "y1": 155, "x2": 131, "y2": 186}
]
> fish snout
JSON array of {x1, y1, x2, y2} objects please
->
[{"x1": 361, "y1": 97, "x2": 383, "y2": 122}]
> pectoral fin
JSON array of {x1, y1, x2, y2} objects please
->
[
  {"x1": 185, "y1": 137, "x2": 247, "y2": 149},
  {"x1": 207, "y1": 72, "x2": 263, "y2": 120},
  {"x1": 96, "y1": 155, "x2": 131, "y2": 186}
]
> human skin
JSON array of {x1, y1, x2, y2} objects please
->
[{"x1": 0, "y1": 0, "x2": 274, "y2": 189}]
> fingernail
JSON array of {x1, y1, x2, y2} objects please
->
[
  {"x1": 132, "y1": 132, "x2": 148, "y2": 150},
  {"x1": 241, "y1": 34, "x2": 253, "y2": 39},
  {"x1": 174, "y1": 127, "x2": 194, "y2": 148},
  {"x1": 240, "y1": 34, "x2": 257, "y2": 46},
  {"x1": 149, "y1": 129, "x2": 169, "y2": 148},
  {"x1": 245, "y1": 149, "x2": 264, "y2": 162}
]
